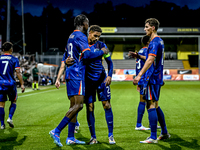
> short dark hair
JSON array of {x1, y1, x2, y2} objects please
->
[
  {"x1": 89, "y1": 25, "x2": 102, "y2": 33},
  {"x1": 145, "y1": 18, "x2": 160, "y2": 31},
  {"x1": 2, "y1": 42, "x2": 13, "y2": 51},
  {"x1": 141, "y1": 35, "x2": 150, "y2": 46},
  {"x1": 74, "y1": 14, "x2": 88, "y2": 27}
]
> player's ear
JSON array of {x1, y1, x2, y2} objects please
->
[{"x1": 152, "y1": 26, "x2": 155, "y2": 31}]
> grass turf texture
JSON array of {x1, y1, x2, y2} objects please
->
[{"x1": 0, "y1": 81, "x2": 200, "y2": 149}]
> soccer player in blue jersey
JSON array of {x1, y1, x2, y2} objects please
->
[
  {"x1": 129, "y1": 35, "x2": 151, "y2": 131},
  {"x1": 0, "y1": 42, "x2": 25, "y2": 129},
  {"x1": 49, "y1": 14, "x2": 108, "y2": 147},
  {"x1": 84, "y1": 25, "x2": 115, "y2": 145},
  {"x1": 132, "y1": 18, "x2": 170, "y2": 143}
]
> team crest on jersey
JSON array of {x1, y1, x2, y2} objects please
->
[{"x1": 94, "y1": 48, "x2": 100, "y2": 52}]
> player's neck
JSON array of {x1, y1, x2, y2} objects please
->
[
  {"x1": 3, "y1": 51, "x2": 12, "y2": 55},
  {"x1": 150, "y1": 32, "x2": 158, "y2": 40}
]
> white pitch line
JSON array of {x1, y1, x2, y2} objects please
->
[{"x1": 18, "y1": 88, "x2": 64, "y2": 98}]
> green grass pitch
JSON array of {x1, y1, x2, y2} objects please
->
[{"x1": 0, "y1": 81, "x2": 200, "y2": 149}]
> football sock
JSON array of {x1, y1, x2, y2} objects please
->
[
  {"x1": 87, "y1": 111, "x2": 96, "y2": 138},
  {"x1": 68, "y1": 122, "x2": 75, "y2": 138},
  {"x1": 0, "y1": 107, "x2": 5, "y2": 125},
  {"x1": 55, "y1": 116, "x2": 70, "y2": 133},
  {"x1": 156, "y1": 106, "x2": 168, "y2": 134},
  {"x1": 32, "y1": 83, "x2": 35, "y2": 89},
  {"x1": 104, "y1": 108, "x2": 113, "y2": 137},
  {"x1": 9, "y1": 103, "x2": 16, "y2": 120},
  {"x1": 148, "y1": 108, "x2": 158, "y2": 140},
  {"x1": 136, "y1": 102, "x2": 146, "y2": 127},
  {"x1": 36, "y1": 83, "x2": 38, "y2": 89}
]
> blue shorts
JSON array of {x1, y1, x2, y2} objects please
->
[
  {"x1": 66, "y1": 79, "x2": 85, "y2": 98},
  {"x1": 138, "y1": 85, "x2": 144, "y2": 95},
  {"x1": 85, "y1": 72, "x2": 111, "y2": 104},
  {"x1": 0, "y1": 80, "x2": 18, "y2": 102},
  {"x1": 143, "y1": 84, "x2": 161, "y2": 101}
]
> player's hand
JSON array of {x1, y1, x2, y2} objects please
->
[
  {"x1": 133, "y1": 76, "x2": 141, "y2": 85},
  {"x1": 21, "y1": 85, "x2": 25, "y2": 93},
  {"x1": 128, "y1": 51, "x2": 139, "y2": 59},
  {"x1": 101, "y1": 47, "x2": 109, "y2": 54},
  {"x1": 66, "y1": 56, "x2": 74, "y2": 66},
  {"x1": 55, "y1": 80, "x2": 60, "y2": 89},
  {"x1": 104, "y1": 76, "x2": 112, "y2": 86}
]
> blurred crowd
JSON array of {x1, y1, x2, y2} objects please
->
[{"x1": 0, "y1": 52, "x2": 54, "y2": 87}]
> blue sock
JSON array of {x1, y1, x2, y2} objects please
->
[
  {"x1": 87, "y1": 111, "x2": 96, "y2": 138},
  {"x1": 136, "y1": 102, "x2": 145, "y2": 127},
  {"x1": 68, "y1": 122, "x2": 75, "y2": 138},
  {"x1": 0, "y1": 107, "x2": 5, "y2": 126},
  {"x1": 9, "y1": 103, "x2": 16, "y2": 120},
  {"x1": 104, "y1": 108, "x2": 113, "y2": 137},
  {"x1": 156, "y1": 106, "x2": 168, "y2": 134},
  {"x1": 55, "y1": 116, "x2": 70, "y2": 133},
  {"x1": 148, "y1": 108, "x2": 158, "y2": 140}
]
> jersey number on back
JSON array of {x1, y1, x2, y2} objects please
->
[
  {"x1": 2, "y1": 61, "x2": 9, "y2": 75},
  {"x1": 137, "y1": 59, "x2": 141, "y2": 70},
  {"x1": 68, "y1": 43, "x2": 73, "y2": 58}
]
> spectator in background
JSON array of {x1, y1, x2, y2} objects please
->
[
  {"x1": 32, "y1": 64, "x2": 39, "y2": 90},
  {"x1": 23, "y1": 70, "x2": 31, "y2": 87}
]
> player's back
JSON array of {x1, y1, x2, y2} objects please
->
[
  {"x1": 136, "y1": 47, "x2": 147, "y2": 85},
  {"x1": 147, "y1": 36, "x2": 164, "y2": 85},
  {"x1": 0, "y1": 53, "x2": 20, "y2": 82},
  {"x1": 64, "y1": 30, "x2": 90, "y2": 80}
]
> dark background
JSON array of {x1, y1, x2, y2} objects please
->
[{"x1": 0, "y1": 0, "x2": 200, "y2": 54}]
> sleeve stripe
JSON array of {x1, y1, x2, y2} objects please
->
[
  {"x1": 149, "y1": 54, "x2": 156, "y2": 57},
  {"x1": 82, "y1": 48, "x2": 90, "y2": 52},
  {"x1": 15, "y1": 67, "x2": 20, "y2": 70}
]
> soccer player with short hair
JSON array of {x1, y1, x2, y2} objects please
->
[
  {"x1": 49, "y1": 14, "x2": 108, "y2": 147},
  {"x1": 129, "y1": 35, "x2": 151, "y2": 131},
  {"x1": 84, "y1": 25, "x2": 115, "y2": 144},
  {"x1": 0, "y1": 42, "x2": 25, "y2": 129},
  {"x1": 132, "y1": 18, "x2": 170, "y2": 143}
]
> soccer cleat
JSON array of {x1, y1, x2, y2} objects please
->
[
  {"x1": 49, "y1": 130, "x2": 63, "y2": 147},
  {"x1": 74, "y1": 122, "x2": 80, "y2": 133},
  {"x1": 157, "y1": 125, "x2": 161, "y2": 129},
  {"x1": 135, "y1": 125, "x2": 150, "y2": 130},
  {"x1": 109, "y1": 135, "x2": 116, "y2": 144},
  {"x1": 1, "y1": 124, "x2": 5, "y2": 130},
  {"x1": 88, "y1": 137, "x2": 98, "y2": 145},
  {"x1": 157, "y1": 133, "x2": 171, "y2": 140},
  {"x1": 7, "y1": 118, "x2": 14, "y2": 128},
  {"x1": 140, "y1": 137, "x2": 158, "y2": 143},
  {"x1": 66, "y1": 137, "x2": 85, "y2": 145}
]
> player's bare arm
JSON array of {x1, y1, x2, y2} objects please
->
[
  {"x1": 104, "y1": 76, "x2": 112, "y2": 86},
  {"x1": 128, "y1": 51, "x2": 146, "y2": 61},
  {"x1": 16, "y1": 69, "x2": 25, "y2": 93},
  {"x1": 55, "y1": 62, "x2": 65, "y2": 89},
  {"x1": 101, "y1": 47, "x2": 109, "y2": 54},
  {"x1": 133, "y1": 55, "x2": 155, "y2": 85},
  {"x1": 65, "y1": 56, "x2": 74, "y2": 66}
]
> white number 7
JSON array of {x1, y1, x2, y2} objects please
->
[{"x1": 2, "y1": 61, "x2": 9, "y2": 75}]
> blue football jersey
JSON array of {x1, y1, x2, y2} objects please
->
[
  {"x1": 85, "y1": 41, "x2": 110, "y2": 81},
  {"x1": 145, "y1": 36, "x2": 164, "y2": 85},
  {"x1": 62, "y1": 30, "x2": 90, "y2": 80},
  {"x1": 136, "y1": 47, "x2": 147, "y2": 85},
  {"x1": 0, "y1": 53, "x2": 20, "y2": 82}
]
